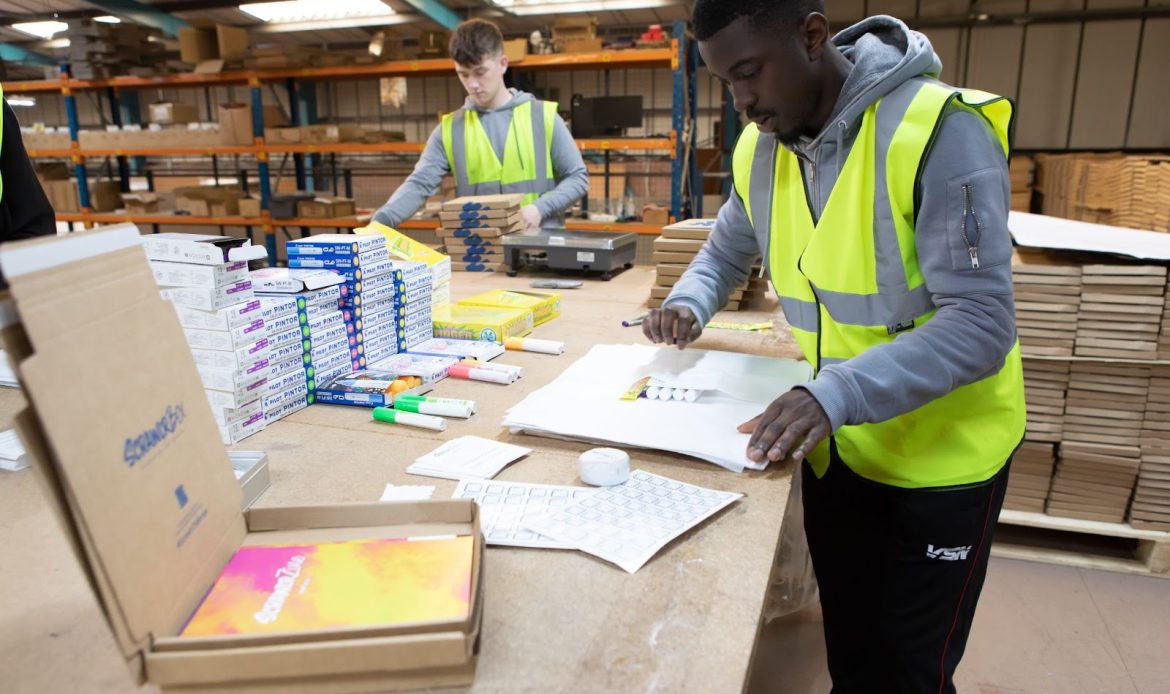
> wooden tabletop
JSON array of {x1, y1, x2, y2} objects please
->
[{"x1": 0, "y1": 267, "x2": 803, "y2": 693}]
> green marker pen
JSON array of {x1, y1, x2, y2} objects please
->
[
  {"x1": 396, "y1": 394, "x2": 478, "y2": 415},
  {"x1": 372, "y1": 406, "x2": 447, "y2": 432},
  {"x1": 394, "y1": 397, "x2": 473, "y2": 419}
]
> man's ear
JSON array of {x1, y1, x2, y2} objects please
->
[
  {"x1": 804, "y1": 13, "x2": 830, "y2": 61},
  {"x1": 499, "y1": 54, "x2": 509, "y2": 74}
]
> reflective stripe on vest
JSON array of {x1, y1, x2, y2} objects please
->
[
  {"x1": 442, "y1": 99, "x2": 557, "y2": 205},
  {"x1": 733, "y1": 78, "x2": 1025, "y2": 489},
  {"x1": 1, "y1": 83, "x2": 4, "y2": 204}
]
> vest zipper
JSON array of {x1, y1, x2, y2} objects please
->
[
  {"x1": 960, "y1": 183, "x2": 982, "y2": 269},
  {"x1": 796, "y1": 162, "x2": 824, "y2": 377}
]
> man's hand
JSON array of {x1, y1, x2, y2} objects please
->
[
  {"x1": 642, "y1": 305, "x2": 703, "y2": 350},
  {"x1": 520, "y1": 204, "x2": 542, "y2": 230},
  {"x1": 737, "y1": 389, "x2": 831, "y2": 464}
]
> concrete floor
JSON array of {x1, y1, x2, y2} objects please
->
[{"x1": 747, "y1": 557, "x2": 1170, "y2": 694}]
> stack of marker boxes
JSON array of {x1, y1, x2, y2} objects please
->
[
  {"x1": 150, "y1": 251, "x2": 269, "y2": 445},
  {"x1": 287, "y1": 234, "x2": 405, "y2": 370},
  {"x1": 438, "y1": 194, "x2": 525, "y2": 273},
  {"x1": 256, "y1": 283, "x2": 354, "y2": 410},
  {"x1": 388, "y1": 259, "x2": 435, "y2": 353}
]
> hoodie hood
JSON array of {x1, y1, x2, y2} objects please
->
[
  {"x1": 799, "y1": 16, "x2": 941, "y2": 153},
  {"x1": 462, "y1": 88, "x2": 536, "y2": 113}
]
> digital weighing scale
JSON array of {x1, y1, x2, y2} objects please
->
[{"x1": 502, "y1": 229, "x2": 638, "y2": 280}]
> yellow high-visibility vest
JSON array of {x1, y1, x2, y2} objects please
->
[{"x1": 441, "y1": 99, "x2": 557, "y2": 206}]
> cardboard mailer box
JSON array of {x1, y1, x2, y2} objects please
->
[{"x1": 0, "y1": 225, "x2": 484, "y2": 693}]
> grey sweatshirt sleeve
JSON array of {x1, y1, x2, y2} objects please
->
[
  {"x1": 372, "y1": 125, "x2": 450, "y2": 227},
  {"x1": 533, "y1": 114, "x2": 589, "y2": 221},
  {"x1": 801, "y1": 107, "x2": 1018, "y2": 432},
  {"x1": 661, "y1": 190, "x2": 761, "y2": 325}
]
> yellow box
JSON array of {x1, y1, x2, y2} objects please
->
[
  {"x1": 458, "y1": 289, "x2": 561, "y2": 326},
  {"x1": 431, "y1": 305, "x2": 533, "y2": 343},
  {"x1": 358, "y1": 222, "x2": 452, "y2": 286}
]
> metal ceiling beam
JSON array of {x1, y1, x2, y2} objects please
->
[
  {"x1": 82, "y1": 0, "x2": 191, "y2": 37},
  {"x1": 0, "y1": 42, "x2": 57, "y2": 66},
  {"x1": 399, "y1": 0, "x2": 461, "y2": 30}
]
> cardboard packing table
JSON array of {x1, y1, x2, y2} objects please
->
[{"x1": 0, "y1": 267, "x2": 801, "y2": 693}]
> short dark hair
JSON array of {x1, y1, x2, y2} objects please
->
[
  {"x1": 449, "y1": 18, "x2": 504, "y2": 66},
  {"x1": 692, "y1": 0, "x2": 825, "y2": 41}
]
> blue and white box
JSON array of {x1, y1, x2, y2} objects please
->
[{"x1": 286, "y1": 234, "x2": 386, "y2": 256}]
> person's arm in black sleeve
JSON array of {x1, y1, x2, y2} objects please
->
[{"x1": 0, "y1": 100, "x2": 57, "y2": 244}]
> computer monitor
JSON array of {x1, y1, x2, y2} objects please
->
[{"x1": 570, "y1": 95, "x2": 643, "y2": 138}]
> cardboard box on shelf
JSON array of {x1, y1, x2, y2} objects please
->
[
  {"x1": 238, "y1": 196, "x2": 261, "y2": 218},
  {"x1": 553, "y1": 17, "x2": 598, "y2": 41},
  {"x1": 22, "y1": 129, "x2": 72, "y2": 150},
  {"x1": 179, "y1": 23, "x2": 249, "y2": 65},
  {"x1": 297, "y1": 196, "x2": 357, "y2": 219},
  {"x1": 89, "y1": 180, "x2": 122, "y2": 212},
  {"x1": 218, "y1": 103, "x2": 288, "y2": 146},
  {"x1": 148, "y1": 102, "x2": 200, "y2": 125},
  {"x1": 557, "y1": 38, "x2": 604, "y2": 54},
  {"x1": 0, "y1": 225, "x2": 484, "y2": 693},
  {"x1": 642, "y1": 204, "x2": 670, "y2": 227},
  {"x1": 503, "y1": 38, "x2": 528, "y2": 63},
  {"x1": 174, "y1": 186, "x2": 245, "y2": 217},
  {"x1": 122, "y1": 192, "x2": 161, "y2": 215},
  {"x1": 34, "y1": 161, "x2": 70, "y2": 182},
  {"x1": 41, "y1": 179, "x2": 79, "y2": 213}
]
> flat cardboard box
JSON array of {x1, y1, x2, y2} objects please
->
[
  {"x1": 179, "y1": 23, "x2": 249, "y2": 64},
  {"x1": 0, "y1": 227, "x2": 483, "y2": 692},
  {"x1": 122, "y1": 193, "x2": 161, "y2": 215},
  {"x1": 297, "y1": 196, "x2": 357, "y2": 219},
  {"x1": 149, "y1": 102, "x2": 200, "y2": 125},
  {"x1": 558, "y1": 38, "x2": 605, "y2": 54},
  {"x1": 238, "y1": 196, "x2": 261, "y2": 218},
  {"x1": 503, "y1": 38, "x2": 527, "y2": 63}
]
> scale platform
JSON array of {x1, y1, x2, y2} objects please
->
[{"x1": 502, "y1": 229, "x2": 638, "y2": 280}]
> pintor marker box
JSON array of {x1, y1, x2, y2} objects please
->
[
  {"x1": 196, "y1": 357, "x2": 271, "y2": 392},
  {"x1": 183, "y1": 319, "x2": 267, "y2": 352},
  {"x1": 161, "y1": 280, "x2": 255, "y2": 312},
  {"x1": 151, "y1": 260, "x2": 250, "y2": 290},
  {"x1": 173, "y1": 299, "x2": 263, "y2": 332},
  {"x1": 204, "y1": 373, "x2": 269, "y2": 410},
  {"x1": 286, "y1": 234, "x2": 387, "y2": 257}
]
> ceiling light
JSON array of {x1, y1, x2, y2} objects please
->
[
  {"x1": 94, "y1": 15, "x2": 121, "y2": 23},
  {"x1": 11, "y1": 21, "x2": 68, "y2": 39},
  {"x1": 7, "y1": 96, "x2": 36, "y2": 107},
  {"x1": 253, "y1": 13, "x2": 413, "y2": 33},
  {"x1": 239, "y1": 0, "x2": 395, "y2": 23},
  {"x1": 503, "y1": 0, "x2": 676, "y2": 15}
]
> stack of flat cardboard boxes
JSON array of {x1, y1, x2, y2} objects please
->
[
  {"x1": 1074, "y1": 265, "x2": 1166, "y2": 360},
  {"x1": 66, "y1": 18, "x2": 171, "y2": 80},
  {"x1": 146, "y1": 234, "x2": 269, "y2": 445},
  {"x1": 1036, "y1": 153, "x2": 1170, "y2": 232},
  {"x1": 1012, "y1": 249, "x2": 1082, "y2": 357},
  {"x1": 650, "y1": 219, "x2": 766, "y2": 311},
  {"x1": 438, "y1": 195, "x2": 525, "y2": 273},
  {"x1": 1009, "y1": 155, "x2": 1034, "y2": 212},
  {"x1": 1004, "y1": 441, "x2": 1057, "y2": 513},
  {"x1": 1135, "y1": 365, "x2": 1170, "y2": 530}
]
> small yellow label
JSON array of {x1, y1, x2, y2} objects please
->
[
  {"x1": 707, "y1": 320, "x2": 773, "y2": 332},
  {"x1": 621, "y1": 376, "x2": 651, "y2": 401}
]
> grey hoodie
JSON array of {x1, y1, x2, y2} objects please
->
[
  {"x1": 665, "y1": 16, "x2": 1018, "y2": 435},
  {"x1": 373, "y1": 89, "x2": 589, "y2": 229}
]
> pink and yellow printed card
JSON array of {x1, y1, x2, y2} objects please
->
[{"x1": 180, "y1": 535, "x2": 473, "y2": 636}]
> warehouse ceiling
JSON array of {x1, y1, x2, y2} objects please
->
[{"x1": 0, "y1": 0, "x2": 692, "y2": 51}]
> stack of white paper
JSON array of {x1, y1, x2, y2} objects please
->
[
  {"x1": 503, "y1": 344, "x2": 812, "y2": 472},
  {"x1": 0, "y1": 429, "x2": 28, "y2": 471},
  {"x1": 408, "y1": 436, "x2": 531, "y2": 480}
]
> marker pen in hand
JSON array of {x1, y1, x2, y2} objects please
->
[{"x1": 372, "y1": 406, "x2": 447, "y2": 431}]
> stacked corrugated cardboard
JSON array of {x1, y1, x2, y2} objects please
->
[
  {"x1": 438, "y1": 195, "x2": 525, "y2": 273},
  {"x1": 1004, "y1": 441, "x2": 1057, "y2": 513},
  {"x1": 1157, "y1": 282, "x2": 1170, "y2": 360},
  {"x1": 1036, "y1": 153, "x2": 1170, "y2": 232},
  {"x1": 1047, "y1": 363, "x2": 1148, "y2": 523},
  {"x1": 1074, "y1": 265, "x2": 1166, "y2": 360},
  {"x1": 66, "y1": 18, "x2": 171, "y2": 79},
  {"x1": 650, "y1": 219, "x2": 767, "y2": 310},
  {"x1": 1012, "y1": 250, "x2": 1082, "y2": 357},
  {"x1": 1135, "y1": 365, "x2": 1170, "y2": 530},
  {"x1": 1009, "y1": 155, "x2": 1034, "y2": 212},
  {"x1": 1021, "y1": 358, "x2": 1069, "y2": 444}
]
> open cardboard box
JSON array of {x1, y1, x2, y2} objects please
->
[{"x1": 0, "y1": 225, "x2": 484, "y2": 693}]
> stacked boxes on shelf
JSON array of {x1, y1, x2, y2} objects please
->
[
  {"x1": 145, "y1": 234, "x2": 268, "y2": 445},
  {"x1": 1004, "y1": 442, "x2": 1057, "y2": 513},
  {"x1": 1047, "y1": 363, "x2": 1149, "y2": 523},
  {"x1": 1012, "y1": 250, "x2": 1082, "y2": 357},
  {"x1": 438, "y1": 195, "x2": 525, "y2": 273},
  {"x1": 254, "y1": 269, "x2": 352, "y2": 409},
  {"x1": 1074, "y1": 265, "x2": 1166, "y2": 360},
  {"x1": 1135, "y1": 365, "x2": 1170, "y2": 530},
  {"x1": 1021, "y1": 358, "x2": 1070, "y2": 445},
  {"x1": 66, "y1": 18, "x2": 170, "y2": 80},
  {"x1": 650, "y1": 219, "x2": 766, "y2": 311}
]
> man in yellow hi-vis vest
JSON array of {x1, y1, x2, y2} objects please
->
[
  {"x1": 645, "y1": 2, "x2": 1025, "y2": 691},
  {"x1": 373, "y1": 19, "x2": 588, "y2": 231}
]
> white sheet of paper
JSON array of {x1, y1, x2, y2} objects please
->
[
  {"x1": 407, "y1": 435, "x2": 531, "y2": 481},
  {"x1": 1009, "y1": 211, "x2": 1170, "y2": 261},
  {"x1": 380, "y1": 484, "x2": 435, "y2": 502},
  {"x1": 0, "y1": 349, "x2": 18, "y2": 388},
  {"x1": 452, "y1": 479, "x2": 596, "y2": 549},
  {"x1": 503, "y1": 344, "x2": 813, "y2": 472},
  {"x1": 524, "y1": 469, "x2": 742, "y2": 573},
  {"x1": 0, "y1": 429, "x2": 28, "y2": 471}
]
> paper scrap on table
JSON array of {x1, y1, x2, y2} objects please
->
[
  {"x1": 0, "y1": 349, "x2": 18, "y2": 388},
  {"x1": 524, "y1": 469, "x2": 742, "y2": 573},
  {"x1": 452, "y1": 479, "x2": 596, "y2": 549},
  {"x1": 408, "y1": 435, "x2": 531, "y2": 481},
  {"x1": 380, "y1": 483, "x2": 435, "y2": 502},
  {"x1": 0, "y1": 429, "x2": 28, "y2": 471}
]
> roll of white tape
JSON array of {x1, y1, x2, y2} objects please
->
[{"x1": 579, "y1": 448, "x2": 631, "y2": 487}]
